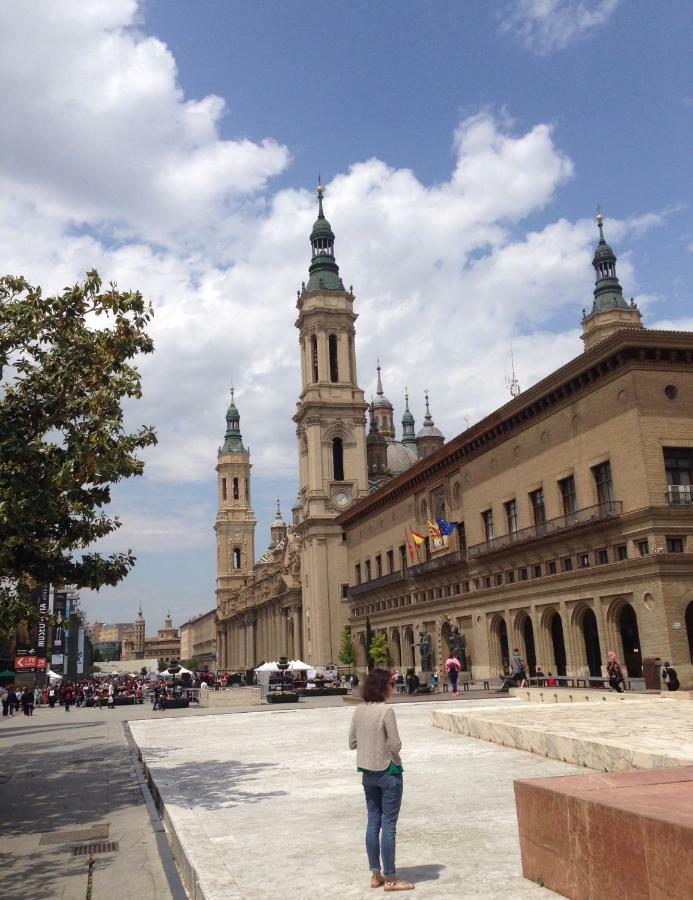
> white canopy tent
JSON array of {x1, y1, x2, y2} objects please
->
[
  {"x1": 255, "y1": 661, "x2": 280, "y2": 672},
  {"x1": 46, "y1": 669, "x2": 62, "y2": 681},
  {"x1": 288, "y1": 659, "x2": 310, "y2": 671}
]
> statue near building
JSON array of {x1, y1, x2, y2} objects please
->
[
  {"x1": 416, "y1": 627, "x2": 433, "y2": 673},
  {"x1": 447, "y1": 625, "x2": 467, "y2": 671}
]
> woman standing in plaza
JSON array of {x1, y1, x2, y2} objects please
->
[
  {"x1": 607, "y1": 651, "x2": 626, "y2": 692},
  {"x1": 348, "y1": 668, "x2": 414, "y2": 892}
]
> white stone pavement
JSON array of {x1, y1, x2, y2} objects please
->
[{"x1": 130, "y1": 700, "x2": 579, "y2": 899}]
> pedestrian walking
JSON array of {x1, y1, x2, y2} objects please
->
[
  {"x1": 606, "y1": 651, "x2": 626, "y2": 692},
  {"x1": 6, "y1": 686, "x2": 17, "y2": 716},
  {"x1": 445, "y1": 652, "x2": 461, "y2": 696},
  {"x1": 662, "y1": 661, "x2": 680, "y2": 692},
  {"x1": 348, "y1": 668, "x2": 414, "y2": 892},
  {"x1": 510, "y1": 648, "x2": 526, "y2": 686},
  {"x1": 63, "y1": 684, "x2": 74, "y2": 711}
]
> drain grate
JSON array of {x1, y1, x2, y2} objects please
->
[{"x1": 72, "y1": 841, "x2": 119, "y2": 856}]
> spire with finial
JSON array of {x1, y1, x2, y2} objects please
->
[
  {"x1": 221, "y1": 383, "x2": 245, "y2": 453},
  {"x1": 401, "y1": 387, "x2": 417, "y2": 450},
  {"x1": 591, "y1": 211, "x2": 628, "y2": 311},
  {"x1": 416, "y1": 390, "x2": 445, "y2": 458},
  {"x1": 270, "y1": 498, "x2": 287, "y2": 545},
  {"x1": 306, "y1": 178, "x2": 343, "y2": 292},
  {"x1": 371, "y1": 359, "x2": 394, "y2": 438},
  {"x1": 506, "y1": 340, "x2": 521, "y2": 398},
  {"x1": 376, "y1": 359, "x2": 383, "y2": 396}
]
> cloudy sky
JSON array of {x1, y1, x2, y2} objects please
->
[{"x1": 1, "y1": 0, "x2": 691, "y2": 630}]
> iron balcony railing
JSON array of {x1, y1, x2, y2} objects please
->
[
  {"x1": 407, "y1": 549, "x2": 466, "y2": 577},
  {"x1": 666, "y1": 485, "x2": 693, "y2": 506},
  {"x1": 467, "y1": 500, "x2": 623, "y2": 558}
]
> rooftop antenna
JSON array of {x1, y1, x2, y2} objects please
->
[{"x1": 506, "y1": 340, "x2": 521, "y2": 398}]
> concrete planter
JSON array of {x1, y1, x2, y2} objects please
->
[
  {"x1": 160, "y1": 699, "x2": 189, "y2": 709},
  {"x1": 266, "y1": 693, "x2": 299, "y2": 704},
  {"x1": 297, "y1": 687, "x2": 349, "y2": 697}
]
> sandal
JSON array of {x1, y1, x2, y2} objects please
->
[
  {"x1": 384, "y1": 877, "x2": 415, "y2": 891},
  {"x1": 371, "y1": 871, "x2": 385, "y2": 888}
]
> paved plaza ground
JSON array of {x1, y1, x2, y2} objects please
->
[{"x1": 129, "y1": 699, "x2": 580, "y2": 900}]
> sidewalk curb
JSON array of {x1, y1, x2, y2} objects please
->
[{"x1": 122, "y1": 722, "x2": 188, "y2": 900}]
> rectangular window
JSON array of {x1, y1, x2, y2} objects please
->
[
  {"x1": 341, "y1": 583, "x2": 348, "y2": 599},
  {"x1": 453, "y1": 583, "x2": 460, "y2": 594},
  {"x1": 399, "y1": 544, "x2": 407, "y2": 570},
  {"x1": 562, "y1": 556, "x2": 573, "y2": 572},
  {"x1": 365, "y1": 559, "x2": 372, "y2": 581},
  {"x1": 483, "y1": 576, "x2": 491, "y2": 588},
  {"x1": 504, "y1": 498, "x2": 519, "y2": 535},
  {"x1": 494, "y1": 573, "x2": 503, "y2": 586},
  {"x1": 462, "y1": 580, "x2": 470, "y2": 593},
  {"x1": 638, "y1": 539, "x2": 649, "y2": 556},
  {"x1": 355, "y1": 563, "x2": 361, "y2": 585},
  {"x1": 520, "y1": 567, "x2": 528, "y2": 581},
  {"x1": 666, "y1": 536, "x2": 684, "y2": 553},
  {"x1": 506, "y1": 570, "x2": 515, "y2": 584},
  {"x1": 386, "y1": 549, "x2": 394, "y2": 574},
  {"x1": 529, "y1": 488, "x2": 546, "y2": 526},
  {"x1": 533, "y1": 564, "x2": 542, "y2": 578},
  {"x1": 592, "y1": 461, "x2": 614, "y2": 506},
  {"x1": 482, "y1": 509, "x2": 494, "y2": 542},
  {"x1": 616, "y1": 544, "x2": 628, "y2": 561},
  {"x1": 578, "y1": 552, "x2": 590, "y2": 568},
  {"x1": 547, "y1": 560, "x2": 557, "y2": 575},
  {"x1": 458, "y1": 521, "x2": 466, "y2": 552},
  {"x1": 473, "y1": 578, "x2": 480, "y2": 590},
  {"x1": 596, "y1": 548, "x2": 609, "y2": 564},
  {"x1": 375, "y1": 555, "x2": 382, "y2": 578},
  {"x1": 558, "y1": 475, "x2": 577, "y2": 516}
]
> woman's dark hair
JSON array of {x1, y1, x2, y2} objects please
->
[{"x1": 361, "y1": 668, "x2": 393, "y2": 703}]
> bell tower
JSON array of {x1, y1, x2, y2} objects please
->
[
  {"x1": 294, "y1": 181, "x2": 368, "y2": 664},
  {"x1": 215, "y1": 387, "x2": 256, "y2": 608}
]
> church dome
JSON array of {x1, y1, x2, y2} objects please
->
[{"x1": 386, "y1": 440, "x2": 417, "y2": 474}]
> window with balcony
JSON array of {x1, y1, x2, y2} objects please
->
[
  {"x1": 558, "y1": 475, "x2": 577, "y2": 515},
  {"x1": 483, "y1": 576, "x2": 491, "y2": 588},
  {"x1": 375, "y1": 555, "x2": 382, "y2": 578},
  {"x1": 638, "y1": 539, "x2": 649, "y2": 556},
  {"x1": 458, "y1": 521, "x2": 466, "y2": 551},
  {"x1": 463, "y1": 580, "x2": 470, "y2": 593},
  {"x1": 529, "y1": 488, "x2": 546, "y2": 525},
  {"x1": 616, "y1": 544, "x2": 628, "y2": 561},
  {"x1": 365, "y1": 559, "x2": 372, "y2": 581},
  {"x1": 386, "y1": 549, "x2": 394, "y2": 574},
  {"x1": 341, "y1": 583, "x2": 348, "y2": 598},
  {"x1": 547, "y1": 560, "x2": 557, "y2": 575},
  {"x1": 562, "y1": 556, "x2": 573, "y2": 572},
  {"x1": 399, "y1": 544, "x2": 407, "y2": 570},
  {"x1": 533, "y1": 564, "x2": 542, "y2": 578},
  {"x1": 596, "y1": 548, "x2": 609, "y2": 564},
  {"x1": 578, "y1": 552, "x2": 590, "y2": 568},
  {"x1": 520, "y1": 567, "x2": 528, "y2": 581},
  {"x1": 494, "y1": 573, "x2": 503, "y2": 586},
  {"x1": 506, "y1": 570, "x2": 515, "y2": 584},
  {"x1": 355, "y1": 563, "x2": 361, "y2": 585},
  {"x1": 482, "y1": 509, "x2": 494, "y2": 541},
  {"x1": 592, "y1": 461, "x2": 614, "y2": 505},
  {"x1": 666, "y1": 536, "x2": 684, "y2": 553},
  {"x1": 504, "y1": 498, "x2": 518, "y2": 536},
  {"x1": 663, "y1": 447, "x2": 693, "y2": 504}
]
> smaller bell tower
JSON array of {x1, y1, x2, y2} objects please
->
[{"x1": 215, "y1": 387, "x2": 256, "y2": 606}]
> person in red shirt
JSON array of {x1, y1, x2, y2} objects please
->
[{"x1": 445, "y1": 653, "x2": 461, "y2": 696}]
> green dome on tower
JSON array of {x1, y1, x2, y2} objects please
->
[
  {"x1": 591, "y1": 213, "x2": 629, "y2": 311},
  {"x1": 221, "y1": 385, "x2": 245, "y2": 453},
  {"x1": 305, "y1": 179, "x2": 343, "y2": 292}
]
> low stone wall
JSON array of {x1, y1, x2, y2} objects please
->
[
  {"x1": 514, "y1": 766, "x2": 693, "y2": 899},
  {"x1": 198, "y1": 688, "x2": 261, "y2": 708},
  {"x1": 508, "y1": 686, "x2": 648, "y2": 704}
]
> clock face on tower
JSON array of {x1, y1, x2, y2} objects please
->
[{"x1": 333, "y1": 489, "x2": 350, "y2": 509}]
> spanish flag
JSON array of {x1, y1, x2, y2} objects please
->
[{"x1": 410, "y1": 530, "x2": 426, "y2": 546}]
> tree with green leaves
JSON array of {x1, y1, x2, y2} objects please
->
[
  {"x1": 368, "y1": 631, "x2": 390, "y2": 668},
  {"x1": 338, "y1": 623, "x2": 356, "y2": 669},
  {"x1": 0, "y1": 270, "x2": 156, "y2": 636}
]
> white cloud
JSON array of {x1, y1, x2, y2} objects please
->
[
  {"x1": 0, "y1": 0, "x2": 662, "y2": 568},
  {"x1": 500, "y1": 0, "x2": 620, "y2": 53}
]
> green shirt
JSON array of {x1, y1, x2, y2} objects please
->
[{"x1": 358, "y1": 761, "x2": 403, "y2": 775}]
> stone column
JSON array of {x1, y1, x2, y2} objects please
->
[
  {"x1": 593, "y1": 596, "x2": 611, "y2": 676},
  {"x1": 560, "y1": 601, "x2": 579, "y2": 676},
  {"x1": 280, "y1": 609, "x2": 288, "y2": 657},
  {"x1": 295, "y1": 607, "x2": 303, "y2": 659}
]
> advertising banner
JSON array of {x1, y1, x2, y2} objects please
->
[
  {"x1": 36, "y1": 584, "x2": 50, "y2": 662},
  {"x1": 52, "y1": 591, "x2": 68, "y2": 672},
  {"x1": 77, "y1": 626, "x2": 85, "y2": 675}
]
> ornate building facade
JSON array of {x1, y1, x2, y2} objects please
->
[{"x1": 215, "y1": 197, "x2": 693, "y2": 687}]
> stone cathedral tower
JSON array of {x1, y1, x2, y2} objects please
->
[
  {"x1": 294, "y1": 183, "x2": 369, "y2": 664},
  {"x1": 215, "y1": 388, "x2": 256, "y2": 608}
]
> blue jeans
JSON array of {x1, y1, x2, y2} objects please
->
[{"x1": 362, "y1": 770, "x2": 403, "y2": 876}]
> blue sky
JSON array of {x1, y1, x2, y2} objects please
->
[{"x1": 0, "y1": 0, "x2": 691, "y2": 632}]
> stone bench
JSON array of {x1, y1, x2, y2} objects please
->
[
  {"x1": 198, "y1": 687, "x2": 261, "y2": 708},
  {"x1": 514, "y1": 766, "x2": 693, "y2": 899}
]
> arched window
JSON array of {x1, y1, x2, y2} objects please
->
[
  {"x1": 232, "y1": 547, "x2": 241, "y2": 570},
  {"x1": 232, "y1": 477, "x2": 239, "y2": 500},
  {"x1": 332, "y1": 437, "x2": 344, "y2": 481},
  {"x1": 328, "y1": 333, "x2": 338, "y2": 382},
  {"x1": 222, "y1": 478, "x2": 227, "y2": 500},
  {"x1": 311, "y1": 335, "x2": 318, "y2": 382}
]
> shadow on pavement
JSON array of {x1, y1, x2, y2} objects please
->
[
  {"x1": 396, "y1": 863, "x2": 446, "y2": 882},
  {"x1": 144, "y1": 756, "x2": 288, "y2": 810}
]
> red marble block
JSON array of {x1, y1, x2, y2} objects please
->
[{"x1": 514, "y1": 766, "x2": 693, "y2": 899}]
